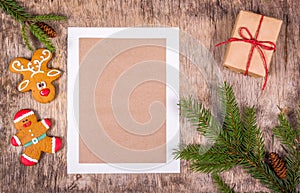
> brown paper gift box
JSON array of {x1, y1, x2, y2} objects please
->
[{"x1": 221, "y1": 10, "x2": 282, "y2": 78}]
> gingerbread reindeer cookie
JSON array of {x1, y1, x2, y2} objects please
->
[
  {"x1": 9, "y1": 48, "x2": 61, "y2": 103},
  {"x1": 11, "y1": 109, "x2": 62, "y2": 166}
]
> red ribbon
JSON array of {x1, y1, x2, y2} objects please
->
[{"x1": 216, "y1": 15, "x2": 276, "y2": 90}]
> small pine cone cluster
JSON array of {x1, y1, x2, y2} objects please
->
[
  {"x1": 35, "y1": 22, "x2": 57, "y2": 38},
  {"x1": 268, "y1": 152, "x2": 287, "y2": 179}
]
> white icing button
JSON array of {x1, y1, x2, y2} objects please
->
[
  {"x1": 28, "y1": 130, "x2": 31, "y2": 132},
  {"x1": 31, "y1": 134, "x2": 34, "y2": 136}
]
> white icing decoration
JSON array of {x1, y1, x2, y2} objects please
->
[
  {"x1": 47, "y1": 69, "x2": 61, "y2": 77},
  {"x1": 18, "y1": 80, "x2": 30, "y2": 91},
  {"x1": 12, "y1": 49, "x2": 52, "y2": 78},
  {"x1": 52, "y1": 137, "x2": 55, "y2": 153},
  {"x1": 22, "y1": 154, "x2": 38, "y2": 163}
]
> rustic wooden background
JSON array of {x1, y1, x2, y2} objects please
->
[{"x1": 0, "y1": 0, "x2": 299, "y2": 192}]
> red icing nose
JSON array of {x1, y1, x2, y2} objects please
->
[
  {"x1": 23, "y1": 121, "x2": 31, "y2": 127},
  {"x1": 40, "y1": 88, "x2": 50, "y2": 96}
]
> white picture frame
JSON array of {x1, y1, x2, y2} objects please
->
[{"x1": 67, "y1": 27, "x2": 180, "y2": 173}]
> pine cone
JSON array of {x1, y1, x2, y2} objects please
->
[
  {"x1": 269, "y1": 152, "x2": 287, "y2": 179},
  {"x1": 35, "y1": 22, "x2": 57, "y2": 38}
]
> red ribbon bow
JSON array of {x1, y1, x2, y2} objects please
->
[{"x1": 216, "y1": 15, "x2": 276, "y2": 90}]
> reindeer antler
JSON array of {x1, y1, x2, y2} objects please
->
[{"x1": 10, "y1": 49, "x2": 52, "y2": 78}]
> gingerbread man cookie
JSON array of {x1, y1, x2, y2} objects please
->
[
  {"x1": 9, "y1": 48, "x2": 61, "y2": 103},
  {"x1": 11, "y1": 109, "x2": 62, "y2": 166}
]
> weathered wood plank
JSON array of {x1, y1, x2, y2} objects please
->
[{"x1": 0, "y1": 0, "x2": 299, "y2": 192}]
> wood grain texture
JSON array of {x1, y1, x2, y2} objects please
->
[{"x1": 0, "y1": 0, "x2": 299, "y2": 192}]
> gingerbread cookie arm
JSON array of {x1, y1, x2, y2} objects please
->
[
  {"x1": 41, "y1": 119, "x2": 52, "y2": 130},
  {"x1": 11, "y1": 134, "x2": 23, "y2": 146},
  {"x1": 10, "y1": 132, "x2": 24, "y2": 146}
]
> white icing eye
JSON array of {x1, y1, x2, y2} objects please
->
[
  {"x1": 40, "y1": 81, "x2": 46, "y2": 88},
  {"x1": 36, "y1": 81, "x2": 46, "y2": 90},
  {"x1": 37, "y1": 82, "x2": 42, "y2": 90}
]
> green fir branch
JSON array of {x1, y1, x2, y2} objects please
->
[
  {"x1": 240, "y1": 156, "x2": 287, "y2": 193},
  {"x1": 0, "y1": 0, "x2": 66, "y2": 52},
  {"x1": 241, "y1": 107, "x2": 258, "y2": 154},
  {"x1": 212, "y1": 173, "x2": 236, "y2": 193},
  {"x1": 179, "y1": 97, "x2": 211, "y2": 135},
  {"x1": 285, "y1": 154, "x2": 299, "y2": 192},
  {"x1": 174, "y1": 144, "x2": 205, "y2": 161},
  {"x1": 189, "y1": 151, "x2": 240, "y2": 173},
  {"x1": 190, "y1": 159, "x2": 239, "y2": 173},
  {"x1": 0, "y1": 0, "x2": 30, "y2": 22},
  {"x1": 175, "y1": 144, "x2": 241, "y2": 173},
  {"x1": 29, "y1": 23, "x2": 55, "y2": 53},
  {"x1": 273, "y1": 113, "x2": 297, "y2": 153},
  {"x1": 175, "y1": 83, "x2": 300, "y2": 193},
  {"x1": 253, "y1": 126, "x2": 265, "y2": 163},
  {"x1": 221, "y1": 82, "x2": 243, "y2": 148},
  {"x1": 273, "y1": 104, "x2": 300, "y2": 192},
  {"x1": 28, "y1": 14, "x2": 66, "y2": 22},
  {"x1": 241, "y1": 107, "x2": 265, "y2": 161},
  {"x1": 21, "y1": 24, "x2": 34, "y2": 51},
  {"x1": 179, "y1": 98, "x2": 221, "y2": 142}
]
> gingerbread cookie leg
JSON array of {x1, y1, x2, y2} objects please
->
[{"x1": 21, "y1": 147, "x2": 41, "y2": 166}]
